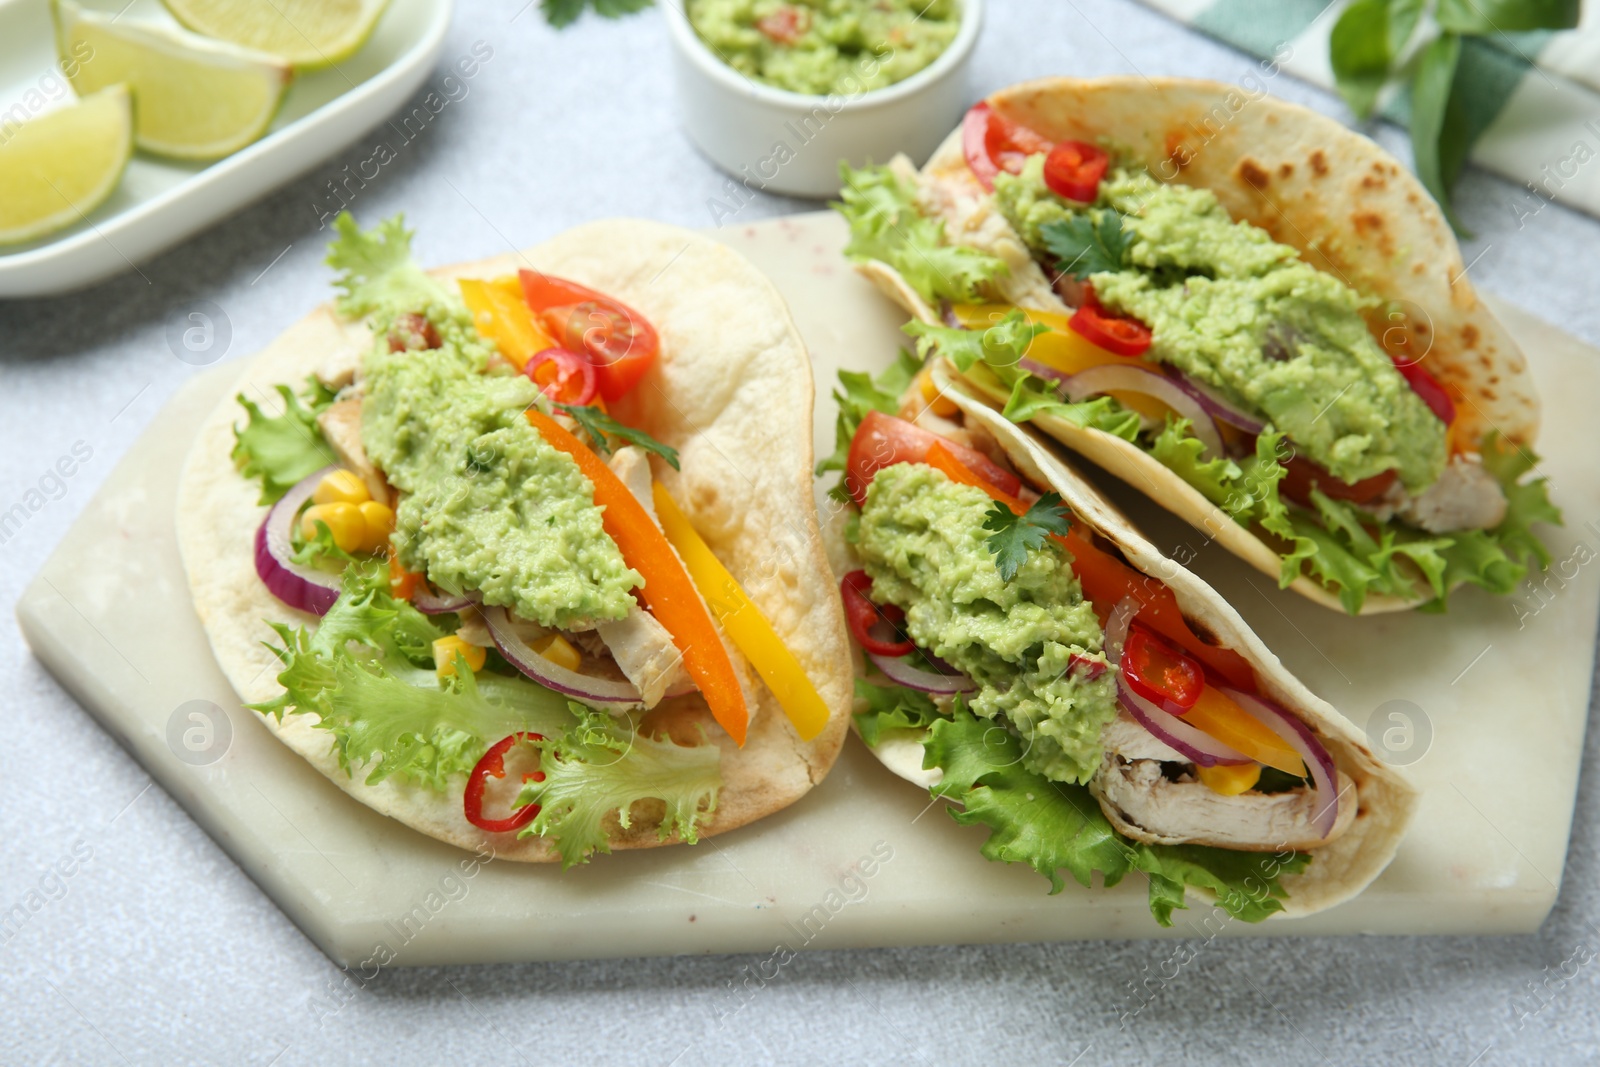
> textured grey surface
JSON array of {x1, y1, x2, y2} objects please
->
[{"x1": 3, "y1": 1, "x2": 1599, "y2": 1064}]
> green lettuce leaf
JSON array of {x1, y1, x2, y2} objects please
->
[
  {"x1": 852, "y1": 678, "x2": 946, "y2": 747},
  {"x1": 996, "y1": 371, "x2": 1141, "y2": 440},
  {"x1": 231, "y1": 377, "x2": 338, "y2": 505},
  {"x1": 325, "y1": 212, "x2": 453, "y2": 322},
  {"x1": 903, "y1": 310, "x2": 1045, "y2": 373},
  {"x1": 922, "y1": 699, "x2": 1308, "y2": 925},
  {"x1": 517, "y1": 704, "x2": 722, "y2": 869},
  {"x1": 252, "y1": 563, "x2": 573, "y2": 790},
  {"x1": 834, "y1": 163, "x2": 1007, "y2": 306},
  {"x1": 816, "y1": 348, "x2": 921, "y2": 479}
]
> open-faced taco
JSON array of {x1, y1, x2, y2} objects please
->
[
  {"x1": 834, "y1": 76, "x2": 1561, "y2": 614},
  {"x1": 819, "y1": 355, "x2": 1416, "y2": 923},
  {"x1": 177, "y1": 215, "x2": 852, "y2": 864}
]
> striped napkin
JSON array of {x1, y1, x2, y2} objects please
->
[{"x1": 1134, "y1": 0, "x2": 1600, "y2": 222}]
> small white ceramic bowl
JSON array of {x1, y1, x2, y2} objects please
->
[{"x1": 663, "y1": 0, "x2": 982, "y2": 201}]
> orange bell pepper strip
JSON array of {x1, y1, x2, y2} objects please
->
[
  {"x1": 388, "y1": 546, "x2": 423, "y2": 601},
  {"x1": 653, "y1": 482, "x2": 830, "y2": 741},
  {"x1": 923, "y1": 443, "x2": 1255, "y2": 691},
  {"x1": 459, "y1": 277, "x2": 556, "y2": 371},
  {"x1": 1185, "y1": 687, "x2": 1305, "y2": 776},
  {"x1": 527, "y1": 410, "x2": 749, "y2": 745}
]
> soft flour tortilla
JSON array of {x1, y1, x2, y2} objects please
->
[
  {"x1": 178, "y1": 218, "x2": 853, "y2": 862},
  {"x1": 856, "y1": 76, "x2": 1540, "y2": 614},
  {"x1": 833, "y1": 362, "x2": 1417, "y2": 917}
]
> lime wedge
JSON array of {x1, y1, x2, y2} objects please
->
[
  {"x1": 158, "y1": 0, "x2": 391, "y2": 69},
  {"x1": 55, "y1": 0, "x2": 291, "y2": 161},
  {"x1": 0, "y1": 85, "x2": 132, "y2": 247}
]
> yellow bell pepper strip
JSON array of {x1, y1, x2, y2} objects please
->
[
  {"x1": 459, "y1": 277, "x2": 555, "y2": 370},
  {"x1": 1183, "y1": 686, "x2": 1306, "y2": 777},
  {"x1": 652, "y1": 481, "x2": 830, "y2": 741},
  {"x1": 951, "y1": 302, "x2": 1171, "y2": 423},
  {"x1": 527, "y1": 410, "x2": 750, "y2": 745},
  {"x1": 1195, "y1": 762, "x2": 1263, "y2": 796}
]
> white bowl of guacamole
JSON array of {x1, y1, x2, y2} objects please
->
[{"x1": 664, "y1": 0, "x2": 982, "y2": 199}]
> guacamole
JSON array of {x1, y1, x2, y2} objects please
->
[
  {"x1": 856, "y1": 463, "x2": 1118, "y2": 784},
  {"x1": 362, "y1": 320, "x2": 642, "y2": 629},
  {"x1": 687, "y1": 0, "x2": 960, "y2": 96},
  {"x1": 994, "y1": 156, "x2": 1448, "y2": 491}
]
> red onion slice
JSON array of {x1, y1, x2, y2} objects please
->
[
  {"x1": 482, "y1": 606, "x2": 644, "y2": 706},
  {"x1": 1060, "y1": 364, "x2": 1224, "y2": 457},
  {"x1": 255, "y1": 466, "x2": 344, "y2": 616},
  {"x1": 1221, "y1": 687, "x2": 1341, "y2": 839},
  {"x1": 1163, "y1": 370, "x2": 1266, "y2": 436},
  {"x1": 414, "y1": 588, "x2": 478, "y2": 615},
  {"x1": 1105, "y1": 597, "x2": 1250, "y2": 768},
  {"x1": 867, "y1": 651, "x2": 977, "y2": 694}
]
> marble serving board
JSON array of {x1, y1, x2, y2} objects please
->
[{"x1": 16, "y1": 212, "x2": 1600, "y2": 966}]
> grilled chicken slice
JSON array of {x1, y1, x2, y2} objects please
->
[
  {"x1": 1090, "y1": 753, "x2": 1357, "y2": 852},
  {"x1": 1398, "y1": 454, "x2": 1508, "y2": 533},
  {"x1": 316, "y1": 397, "x2": 390, "y2": 505},
  {"x1": 595, "y1": 610, "x2": 688, "y2": 708}
]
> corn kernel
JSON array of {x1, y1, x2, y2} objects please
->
[
  {"x1": 531, "y1": 633, "x2": 581, "y2": 672},
  {"x1": 918, "y1": 370, "x2": 959, "y2": 417},
  {"x1": 433, "y1": 635, "x2": 486, "y2": 678},
  {"x1": 1195, "y1": 762, "x2": 1262, "y2": 796},
  {"x1": 357, "y1": 500, "x2": 396, "y2": 554},
  {"x1": 313, "y1": 469, "x2": 370, "y2": 506},
  {"x1": 300, "y1": 502, "x2": 366, "y2": 554}
]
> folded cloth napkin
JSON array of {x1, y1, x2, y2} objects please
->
[{"x1": 1134, "y1": 0, "x2": 1600, "y2": 223}]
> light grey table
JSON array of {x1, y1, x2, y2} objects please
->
[{"x1": 4, "y1": 2, "x2": 1598, "y2": 1063}]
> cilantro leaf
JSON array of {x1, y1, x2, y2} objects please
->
[
  {"x1": 1040, "y1": 210, "x2": 1131, "y2": 279},
  {"x1": 903, "y1": 309, "x2": 1047, "y2": 373},
  {"x1": 853, "y1": 677, "x2": 947, "y2": 747},
  {"x1": 816, "y1": 349, "x2": 921, "y2": 478},
  {"x1": 325, "y1": 213, "x2": 452, "y2": 322},
  {"x1": 231, "y1": 377, "x2": 338, "y2": 505},
  {"x1": 923, "y1": 701, "x2": 1307, "y2": 924},
  {"x1": 557, "y1": 403, "x2": 681, "y2": 470},
  {"x1": 541, "y1": 0, "x2": 650, "y2": 27},
  {"x1": 983, "y1": 492, "x2": 1072, "y2": 581},
  {"x1": 517, "y1": 703, "x2": 722, "y2": 868},
  {"x1": 834, "y1": 163, "x2": 1007, "y2": 306}
]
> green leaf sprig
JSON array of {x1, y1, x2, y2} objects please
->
[
  {"x1": 982, "y1": 492, "x2": 1073, "y2": 581},
  {"x1": 557, "y1": 403, "x2": 681, "y2": 470}
]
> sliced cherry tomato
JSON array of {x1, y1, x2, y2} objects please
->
[
  {"x1": 1391, "y1": 355, "x2": 1456, "y2": 425},
  {"x1": 840, "y1": 570, "x2": 915, "y2": 658},
  {"x1": 463, "y1": 732, "x2": 545, "y2": 833},
  {"x1": 757, "y1": 4, "x2": 807, "y2": 43},
  {"x1": 387, "y1": 312, "x2": 441, "y2": 352},
  {"x1": 844, "y1": 410, "x2": 1021, "y2": 507},
  {"x1": 1043, "y1": 140, "x2": 1109, "y2": 203},
  {"x1": 1122, "y1": 626, "x2": 1204, "y2": 712},
  {"x1": 961, "y1": 101, "x2": 1055, "y2": 192},
  {"x1": 1068, "y1": 289, "x2": 1152, "y2": 357},
  {"x1": 1279, "y1": 452, "x2": 1397, "y2": 507},
  {"x1": 518, "y1": 272, "x2": 659, "y2": 402},
  {"x1": 525, "y1": 347, "x2": 598, "y2": 406}
]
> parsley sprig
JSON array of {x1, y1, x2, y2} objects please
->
[
  {"x1": 557, "y1": 403, "x2": 680, "y2": 470},
  {"x1": 982, "y1": 492, "x2": 1072, "y2": 581}
]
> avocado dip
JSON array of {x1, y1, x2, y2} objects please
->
[
  {"x1": 994, "y1": 155, "x2": 1448, "y2": 491},
  {"x1": 687, "y1": 0, "x2": 961, "y2": 96},
  {"x1": 361, "y1": 310, "x2": 642, "y2": 630},
  {"x1": 855, "y1": 462, "x2": 1119, "y2": 783}
]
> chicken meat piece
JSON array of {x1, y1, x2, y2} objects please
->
[
  {"x1": 1398, "y1": 455, "x2": 1508, "y2": 533},
  {"x1": 315, "y1": 398, "x2": 390, "y2": 505},
  {"x1": 1090, "y1": 753, "x2": 1357, "y2": 852},
  {"x1": 595, "y1": 609, "x2": 690, "y2": 708}
]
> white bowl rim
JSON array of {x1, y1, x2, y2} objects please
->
[{"x1": 662, "y1": 0, "x2": 983, "y2": 114}]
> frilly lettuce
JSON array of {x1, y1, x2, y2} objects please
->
[
  {"x1": 231, "y1": 377, "x2": 337, "y2": 504},
  {"x1": 817, "y1": 349, "x2": 920, "y2": 491},
  {"x1": 517, "y1": 705, "x2": 722, "y2": 869},
  {"x1": 326, "y1": 212, "x2": 454, "y2": 324}
]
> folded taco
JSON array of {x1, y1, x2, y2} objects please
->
[
  {"x1": 835, "y1": 76, "x2": 1561, "y2": 614},
  {"x1": 178, "y1": 214, "x2": 852, "y2": 864},
  {"x1": 819, "y1": 356, "x2": 1416, "y2": 923}
]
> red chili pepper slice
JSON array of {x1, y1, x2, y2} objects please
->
[
  {"x1": 1043, "y1": 141, "x2": 1109, "y2": 203},
  {"x1": 1068, "y1": 288, "x2": 1153, "y2": 357},
  {"x1": 1121, "y1": 626, "x2": 1204, "y2": 712},
  {"x1": 463, "y1": 732, "x2": 545, "y2": 833},
  {"x1": 525, "y1": 347, "x2": 598, "y2": 406},
  {"x1": 840, "y1": 570, "x2": 915, "y2": 658}
]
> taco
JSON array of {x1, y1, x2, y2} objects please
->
[
  {"x1": 819, "y1": 356, "x2": 1416, "y2": 923},
  {"x1": 834, "y1": 76, "x2": 1561, "y2": 614},
  {"x1": 177, "y1": 214, "x2": 853, "y2": 864}
]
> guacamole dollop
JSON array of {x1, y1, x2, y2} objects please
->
[
  {"x1": 856, "y1": 463, "x2": 1118, "y2": 784},
  {"x1": 994, "y1": 156, "x2": 1448, "y2": 491},
  {"x1": 362, "y1": 317, "x2": 642, "y2": 629},
  {"x1": 687, "y1": 0, "x2": 960, "y2": 96}
]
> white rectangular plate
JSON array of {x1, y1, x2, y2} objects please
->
[
  {"x1": 0, "y1": 0, "x2": 450, "y2": 297},
  {"x1": 16, "y1": 212, "x2": 1599, "y2": 965}
]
